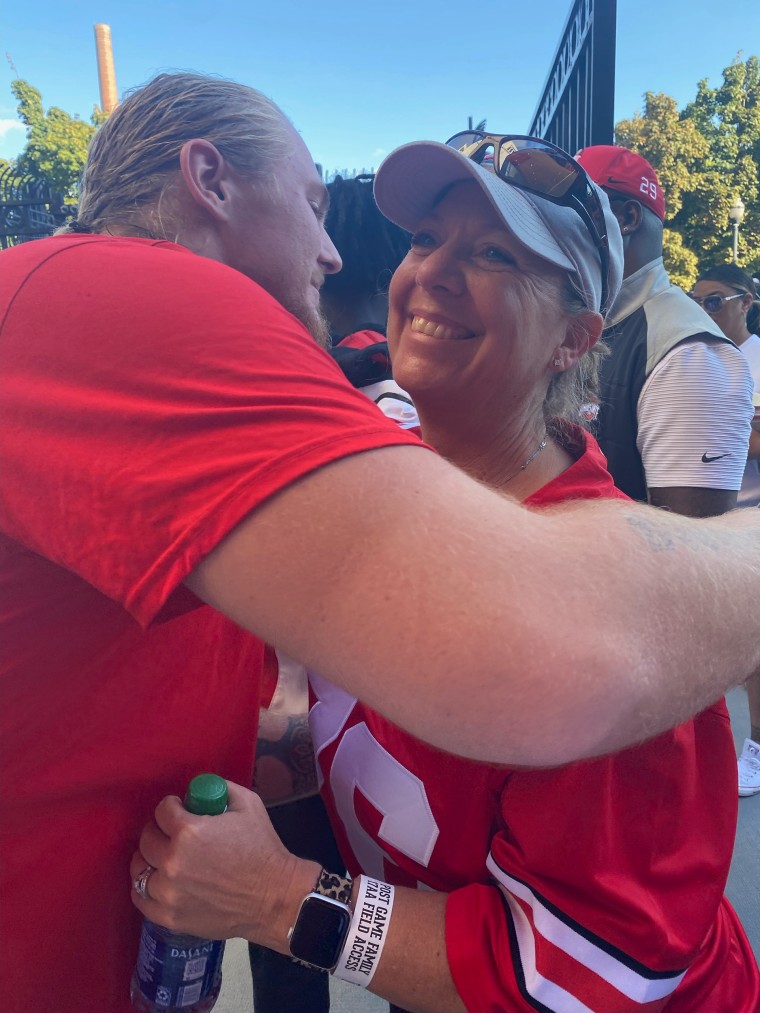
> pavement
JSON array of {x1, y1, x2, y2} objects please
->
[{"x1": 216, "y1": 685, "x2": 760, "y2": 1013}]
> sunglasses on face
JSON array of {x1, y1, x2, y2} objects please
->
[
  {"x1": 689, "y1": 291, "x2": 745, "y2": 313},
  {"x1": 445, "y1": 131, "x2": 611, "y2": 313}
]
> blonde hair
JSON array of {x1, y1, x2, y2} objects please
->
[
  {"x1": 64, "y1": 72, "x2": 295, "y2": 236},
  {"x1": 544, "y1": 281, "x2": 608, "y2": 433}
]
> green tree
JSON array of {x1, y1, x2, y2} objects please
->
[
  {"x1": 614, "y1": 55, "x2": 760, "y2": 284},
  {"x1": 10, "y1": 79, "x2": 102, "y2": 197}
]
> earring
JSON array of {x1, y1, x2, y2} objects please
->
[{"x1": 553, "y1": 358, "x2": 562, "y2": 367}]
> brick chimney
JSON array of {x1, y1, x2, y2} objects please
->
[{"x1": 94, "y1": 24, "x2": 118, "y2": 114}]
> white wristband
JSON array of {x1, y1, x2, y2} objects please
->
[{"x1": 332, "y1": 875, "x2": 395, "y2": 987}]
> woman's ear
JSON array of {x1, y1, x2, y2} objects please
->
[{"x1": 552, "y1": 311, "x2": 604, "y2": 370}]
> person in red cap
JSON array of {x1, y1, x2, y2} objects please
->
[{"x1": 575, "y1": 144, "x2": 753, "y2": 516}]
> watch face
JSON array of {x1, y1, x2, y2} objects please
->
[{"x1": 288, "y1": 895, "x2": 352, "y2": 970}]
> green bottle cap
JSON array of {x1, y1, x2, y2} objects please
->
[{"x1": 184, "y1": 773, "x2": 228, "y2": 815}]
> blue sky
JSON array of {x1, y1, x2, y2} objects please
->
[{"x1": 1, "y1": 0, "x2": 758, "y2": 173}]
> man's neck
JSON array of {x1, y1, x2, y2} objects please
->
[{"x1": 623, "y1": 238, "x2": 662, "y2": 279}]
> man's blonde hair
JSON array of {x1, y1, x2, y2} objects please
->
[{"x1": 66, "y1": 72, "x2": 294, "y2": 236}]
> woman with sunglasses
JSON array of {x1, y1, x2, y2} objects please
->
[
  {"x1": 692, "y1": 264, "x2": 760, "y2": 799},
  {"x1": 690, "y1": 265, "x2": 760, "y2": 509},
  {"x1": 132, "y1": 138, "x2": 760, "y2": 1013},
  {"x1": 309, "y1": 139, "x2": 758, "y2": 1013}
]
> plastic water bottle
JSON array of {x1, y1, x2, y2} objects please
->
[{"x1": 130, "y1": 774, "x2": 228, "y2": 1012}]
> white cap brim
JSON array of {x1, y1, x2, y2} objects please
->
[{"x1": 374, "y1": 141, "x2": 622, "y2": 314}]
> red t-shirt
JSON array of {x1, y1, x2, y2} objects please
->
[
  {"x1": 0, "y1": 235, "x2": 423, "y2": 1013},
  {"x1": 311, "y1": 429, "x2": 760, "y2": 1013}
]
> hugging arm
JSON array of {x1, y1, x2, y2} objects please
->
[{"x1": 186, "y1": 444, "x2": 760, "y2": 767}]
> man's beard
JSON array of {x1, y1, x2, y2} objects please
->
[
  {"x1": 274, "y1": 281, "x2": 332, "y2": 349},
  {"x1": 303, "y1": 306, "x2": 332, "y2": 349},
  {"x1": 285, "y1": 298, "x2": 331, "y2": 349}
]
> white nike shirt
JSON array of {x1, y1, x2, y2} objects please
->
[
  {"x1": 636, "y1": 336, "x2": 753, "y2": 490},
  {"x1": 738, "y1": 333, "x2": 760, "y2": 508}
]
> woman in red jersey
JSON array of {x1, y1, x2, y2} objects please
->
[{"x1": 133, "y1": 135, "x2": 760, "y2": 1013}]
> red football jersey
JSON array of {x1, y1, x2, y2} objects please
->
[{"x1": 312, "y1": 429, "x2": 760, "y2": 1013}]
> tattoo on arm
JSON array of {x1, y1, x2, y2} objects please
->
[
  {"x1": 254, "y1": 713, "x2": 319, "y2": 804},
  {"x1": 626, "y1": 508, "x2": 732, "y2": 553},
  {"x1": 625, "y1": 511, "x2": 676, "y2": 552}
]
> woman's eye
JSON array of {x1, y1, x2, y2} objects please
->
[
  {"x1": 410, "y1": 230, "x2": 437, "y2": 250},
  {"x1": 480, "y1": 245, "x2": 514, "y2": 264},
  {"x1": 310, "y1": 201, "x2": 327, "y2": 223}
]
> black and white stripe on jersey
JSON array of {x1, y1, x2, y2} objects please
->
[{"x1": 486, "y1": 853, "x2": 686, "y2": 1010}]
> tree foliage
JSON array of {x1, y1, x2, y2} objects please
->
[
  {"x1": 9, "y1": 79, "x2": 102, "y2": 197},
  {"x1": 615, "y1": 55, "x2": 760, "y2": 284}
]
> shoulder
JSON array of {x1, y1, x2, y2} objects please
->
[
  {"x1": 740, "y1": 334, "x2": 760, "y2": 376},
  {"x1": 651, "y1": 337, "x2": 752, "y2": 389},
  {"x1": 2, "y1": 234, "x2": 277, "y2": 307},
  {"x1": 1, "y1": 234, "x2": 306, "y2": 355}
]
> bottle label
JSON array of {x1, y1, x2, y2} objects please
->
[{"x1": 133, "y1": 921, "x2": 224, "y2": 1009}]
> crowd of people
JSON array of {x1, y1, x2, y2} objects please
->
[{"x1": 1, "y1": 71, "x2": 759, "y2": 1013}]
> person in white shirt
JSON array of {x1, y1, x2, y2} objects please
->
[
  {"x1": 575, "y1": 145, "x2": 753, "y2": 517},
  {"x1": 692, "y1": 263, "x2": 760, "y2": 796}
]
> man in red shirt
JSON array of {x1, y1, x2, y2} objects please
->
[{"x1": 1, "y1": 72, "x2": 760, "y2": 1012}]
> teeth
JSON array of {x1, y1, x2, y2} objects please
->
[{"x1": 411, "y1": 315, "x2": 470, "y2": 340}]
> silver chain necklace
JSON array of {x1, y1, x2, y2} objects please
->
[{"x1": 503, "y1": 435, "x2": 548, "y2": 485}]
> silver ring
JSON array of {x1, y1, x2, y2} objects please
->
[{"x1": 133, "y1": 864, "x2": 156, "y2": 900}]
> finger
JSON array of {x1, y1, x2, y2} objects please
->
[
  {"x1": 131, "y1": 862, "x2": 157, "y2": 901},
  {"x1": 129, "y1": 850, "x2": 149, "y2": 883},
  {"x1": 224, "y1": 780, "x2": 266, "y2": 812},
  {"x1": 130, "y1": 874, "x2": 170, "y2": 925},
  {"x1": 138, "y1": 819, "x2": 171, "y2": 868},
  {"x1": 129, "y1": 855, "x2": 162, "y2": 919},
  {"x1": 152, "y1": 794, "x2": 188, "y2": 836}
]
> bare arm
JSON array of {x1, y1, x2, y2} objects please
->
[
  {"x1": 186, "y1": 446, "x2": 760, "y2": 766},
  {"x1": 647, "y1": 486, "x2": 737, "y2": 517}
]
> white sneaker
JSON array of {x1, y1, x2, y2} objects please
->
[{"x1": 738, "y1": 738, "x2": 760, "y2": 797}]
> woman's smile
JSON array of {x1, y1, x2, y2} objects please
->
[{"x1": 410, "y1": 313, "x2": 476, "y2": 341}]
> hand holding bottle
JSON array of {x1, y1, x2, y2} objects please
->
[{"x1": 130, "y1": 780, "x2": 319, "y2": 956}]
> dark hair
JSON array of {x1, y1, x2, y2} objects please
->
[
  {"x1": 322, "y1": 175, "x2": 410, "y2": 299},
  {"x1": 696, "y1": 263, "x2": 760, "y2": 334}
]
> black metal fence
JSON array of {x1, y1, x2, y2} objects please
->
[
  {"x1": 0, "y1": 165, "x2": 74, "y2": 249},
  {"x1": 529, "y1": 0, "x2": 616, "y2": 153},
  {"x1": 1, "y1": 0, "x2": 616, "y2": 245}
]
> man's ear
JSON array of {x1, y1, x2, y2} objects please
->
[
  {"x1": 179, "y1": 139, "x2": 234, "y2": 222},
  {"x1": 615, "y1": 198, "x2": 644, "y2": 236},
  {"x1": 553, "y1": 310, "x2": 604, "y2": 370}
]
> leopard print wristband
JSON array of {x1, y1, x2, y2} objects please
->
[{"x1": 313, "y1": 867, "x2": 353, "y2": 905}]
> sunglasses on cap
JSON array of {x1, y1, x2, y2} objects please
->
[
  {"x1": 689, "y1": 291, "x2": 745, "y2": 313},
  {"x1": 446, "y1": 131, "x2": 611, "y2": 312}
]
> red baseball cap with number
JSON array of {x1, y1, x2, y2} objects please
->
[{"x1": 575, "y1": 145, "x2": 666, "y2": 222}]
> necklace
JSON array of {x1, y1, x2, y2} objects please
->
[{"x1": 502, "y1": 434, "x2": 548, "y2": 485}]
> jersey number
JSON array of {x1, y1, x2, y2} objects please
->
[{"x1": 310, "y1": 673, "x2": 439, "y2": 879}]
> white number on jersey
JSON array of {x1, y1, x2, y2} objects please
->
[{"x1": 310, "y1": 673, "x2": 439, "y2": 879}]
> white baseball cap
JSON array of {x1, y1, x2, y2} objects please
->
[{"x1": 374, "y1": 140, "x2": 623, "y2": 316}]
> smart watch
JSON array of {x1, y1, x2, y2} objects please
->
[{"x1": 287, "y1": 869, "x2": 353, "y2": 971}]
